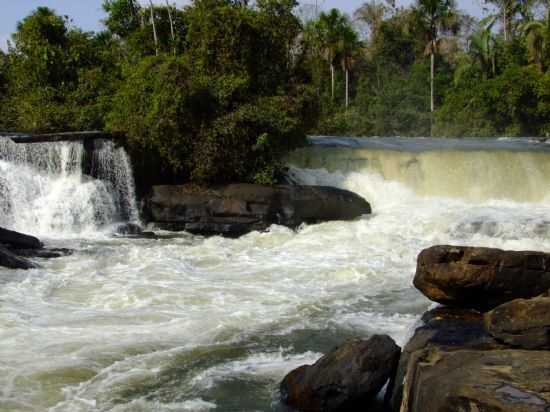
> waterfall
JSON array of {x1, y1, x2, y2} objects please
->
[
  {"x1": 286, "y1": 137, "x2": 550, "y2": 205},
  {"x1": 0, "y1": 137, "x2": 140, "y2": 237}
]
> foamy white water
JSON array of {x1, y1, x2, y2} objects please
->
[
  {"x1": 1, "y1": 137, "x2": 550, "y2": 411},
  {"x1": 0, "y1": 138, "x2": 139, "y2": 237}
]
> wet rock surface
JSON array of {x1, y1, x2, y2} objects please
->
[
  {"x1": 0, "y1": 227, "x2": 73, "y2": 269},
  {"x1": 485, "y1": 294, "x2": 550, "y2": 349},
  {"x1": 0, "y1": 245, "x2": 38, "y2": 269},
  {"x1": 0, "y1": 227, "x2": 43, "y2": 250},
  {"x1": 280, "y1": 335, "x2": 400, "y2": 412},
  {"x1": 144, "y1": 184, "x2": 371, "y2": 237},
  {"x1": 414, "y1": 245, "x2": 550, "y2": 311}
]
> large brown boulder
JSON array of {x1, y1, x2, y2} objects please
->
[
  {"x1": 414, "y1": 245, "x2": 550, "y2": 311},
  {"x1": 389, "y1": 307, "x2": 505, "y2": 411},
  {"x1": 400, "y1": 349, "x2": 550, "y2": 412},
  {"x1": 144, "y1": 184, "x2": 371, "y2": 237},
  {"x1": 484, "y1": 294, "x2": 550, "y2": 349},
  {"x1": 280, "y1": 335, "x2": 400, "y2": 412}
]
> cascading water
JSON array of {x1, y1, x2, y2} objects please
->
[
  {"x1": 0, "y1": 137, "x2": 139, "y2": 236},
  {"x1": 1, "y1": 136, "x2": 550, "y2": 412}
]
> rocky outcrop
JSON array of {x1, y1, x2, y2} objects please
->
[
  {"x1": 280, "y1": 335, "x2": 400, "y2": 412},
  {"x1": 390, "y1": 245, "x2": 550, "y2": 412},
  {"x1": 0, "y1": 227, "x2": 43, "y2": 250},
  {"x1": 401, "y1": 349, "x2": 550, "y2": 412},
  {"x1": 0, "y1": 245, "x2": 38, "y2": 269},
  {"x1": 485, "y1": 294, "x2": 550, "y2": 349},
  {"x1": 0, "y1": 227, "x2": 73, "y2": 269},
  {"x1": 414, "y1": 245, "x2": 550, "y2": 311},
  {"x1": 144, "y1": 184, "x2": 371, "y2": 237},
  {"x1": 389, "y1": 307, "x2": 505, "y2": 411}
]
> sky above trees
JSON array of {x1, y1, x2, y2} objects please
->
[{"x1": 0, "y1": 0, "x2": 485, "y2": 50}]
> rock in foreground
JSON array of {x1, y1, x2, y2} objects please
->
[
  {"x1": 485, "y1": 294, "x2": 550, "y2": 349},
  {"x1": 401, "y1": 349, "x2": 550, "y2": 412},
  {"x1": 280, "y1": 335, "x2": 400, "y2": 412},
  {"x1": 144, "y1": 184, "x2": 371, "y2": 236},
  {"x1": 414, "y1": 245, "x2": 550, "y2": 311}
]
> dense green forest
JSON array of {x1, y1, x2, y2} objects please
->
[{"x1": 0, "y1": 0, "x2": 549, "y2": 183}]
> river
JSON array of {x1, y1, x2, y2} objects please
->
[{"x1": 1, "y1": 136, "x2": 549, "y2": 411}]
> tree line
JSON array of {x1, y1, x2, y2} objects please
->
[
  {"x1": 305, "y1": 0, "x2": 550, "y2": 137},
  {"x1": 0, "y1": 0, "x2": 549, "y2": 184}
]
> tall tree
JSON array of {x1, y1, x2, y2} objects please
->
[
  {"x1": 415, "y1": 0, "x2": 459, "y2": 114},
  {"x1": 521, "y1": 10, "x2": 550, "y2": 71},
  {"x1": 354, "y1": 1, "x2": 388, "y2": 40},
  {"x1": 339, "y1": 25, "x2": 360, "y2": 108},
  {"x1": 315, "y1": 9, "x2": 349, "y2": 100},
  {"x1": 484, "y1": 0, "x2": 537, "y2": 41}
]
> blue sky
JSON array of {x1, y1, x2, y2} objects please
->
[{"x1": 1, "y1": 0, "x2": 487, "y2": 51}]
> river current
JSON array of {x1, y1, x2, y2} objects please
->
[{"x1": 1, "y1": 137, "x2": 550, "y2": 411}]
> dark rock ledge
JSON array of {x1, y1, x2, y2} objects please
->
[
  {"x1": 0, "y1": 227, "x2": 72, "y2": 270},
  {"x1": 143, "y1": 183, "x2": 372, "y2": 237},
  {"x1": 280, "y1": 245, "x2": 550, "y2": 412}
]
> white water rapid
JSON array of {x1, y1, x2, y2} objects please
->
[{"x1": 1, "y1": 137, "x2": 550, "y2": 412}]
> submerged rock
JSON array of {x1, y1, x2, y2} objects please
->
[
  {"x1": 280, "y1": 335, "x2": 400, "y2": 412},
  {"x1": 484, "y1": 294, "x2": 550, "y2": 350},
  {"x1": 0, "y1": 227, "x2": 43, "y2": 249},
  {"x1": 0, "y1": 245, "x2": 38, "y2": 270},
  {"x1": 144, "y1": 184, "x2": 371, "y2": 237},
  {"x1": 414, "y1": 245, "x2": 550, "y2": 311}
]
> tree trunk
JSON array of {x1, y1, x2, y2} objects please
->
[
  {"x1": 149, "y1": 0, "x2": 159, "y2": 56},
  {"x1": 345, "y1": 68, "x2": 349, "y2": 109},
  {"x1": 430, "y1": 48, "x2": 435, "y2": 113},
  {"x1": 165, "y1": 0, "x2": 176, "y2": 55},
  {"x1": 503, "y1": 12, "x2": 508, "y2": 42},
  {"x1": 331, "y1": 63, "x2": 335, "y2": 100}
]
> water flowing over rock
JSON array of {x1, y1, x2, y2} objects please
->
[
  {"x1": 0, "y1": 137, "x2": 139, "y2": 236},
  {"x1": 280, "y1": 335, "x2": 400, "y2": 412},
  {"x1": 144, "y1": 184, "x2": 371, "y2": 236},
  {"x1": 414, "y1": 245, "x2": 550, "y2": 311}
]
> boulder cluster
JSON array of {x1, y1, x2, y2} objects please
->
[
  {"x1": 280, "y1": 245, "x2": 550, "y2": 412},
  {"x1": 0, "y1": 227, "x2": 72, "y2": 269}
]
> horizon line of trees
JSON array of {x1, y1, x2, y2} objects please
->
[{"x1": 0, "y1": 0, "x2": 549, "y2": 184}]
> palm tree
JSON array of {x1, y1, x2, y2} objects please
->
[
  {"x1": 469, "y1": 17, "x2": 497, "y2": 78},
  {"x1": 415, "y1": 0, "x2": 459, "y2": 114},
  {"x1": 484, "y1": 0, "x2": 537, "y2": 41},
  {"x1": 354, "y1": 1, "x2": 387, "y2": 40},
  {"x1": 148, "y1": 0, "x2": 159, "y2": 56},
  {"x1": 339, "y1": 25, "x2": 360, "y2": 108},
  {"x1": 521, "y1": 10, "x2": 550, "y2": 71},
  {"x1": 316, "y1": 9, "x2": 348, "y2": 100}
]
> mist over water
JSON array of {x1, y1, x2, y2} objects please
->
[{"x1": 1, "y1": 137, "x2": 550, "y2": 411}]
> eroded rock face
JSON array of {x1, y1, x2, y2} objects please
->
[
  {"x1": 485, "y1": 294, "x2": 550, "y2": 350},
  {"x1": 414, "y1": 245, "x2": 550, "y2": 311},
  {"x1": 144, "y1": 184, "x2": 371, "y2": 237},
  {"x1": 280, "y1": 335, "x2": 400, "y2": 412},
  {"x1": 401, "y1": 349, "x2": 550, "y2": 412}
]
